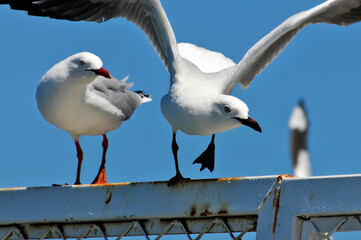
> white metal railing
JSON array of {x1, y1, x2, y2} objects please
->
[{"x1": 1, "y1": 174, "x2": 361, "y2": 239}]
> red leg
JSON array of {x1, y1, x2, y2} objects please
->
[
  {"x1": 92, "y1": 134, "x2": 108, "y2": 184},
  {"x1": 74, "y1": 141, "x2": 83, "y2": 185}
]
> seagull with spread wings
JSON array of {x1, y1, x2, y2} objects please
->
[{"x1": 2, "y1": 0, "x2": 361, "y2": 185}]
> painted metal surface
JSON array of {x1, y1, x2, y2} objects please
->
[
  {"x1": 1, "y1": 175, "x2": 361, "y2": 239},
  {"x1": 0, "y1": 176, "x2": 275, "y2": 239},
  {"x1": 256, "y1": 174, "x2": 361, "y2": 240},
  {"x1": 301, "y1": 216, "x2": 361, "y2": 239},
  {"x1": 0, "y1": 176, "x2": 276, "y2": 224}
]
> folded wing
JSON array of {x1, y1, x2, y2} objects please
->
[{"x1": 89, "y1": 75, "x2": 144, "y2": 120}]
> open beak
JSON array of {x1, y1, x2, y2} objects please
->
[
  {"x1": 87, "y1": 67, "x2": 112, "y2": 79},
  {"x1": 233, "y1": 116, "x2": 262, "y2": 133}
]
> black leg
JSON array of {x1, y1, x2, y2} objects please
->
[
  {"x1": 193, "y1": 134, "x2": 216, "y2": 172},
  {"x1": 92, "y1": 134, "x2": 108, "y2": 184},
  {"x1": 167, "y1": 132, "x2": 190, "y2": 186}
]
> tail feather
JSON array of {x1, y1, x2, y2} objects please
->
[{"x1": 134, "y1": 90, "x2": 152, "y2": 103}]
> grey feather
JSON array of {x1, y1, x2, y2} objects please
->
[{"x1": 88, "y1": 76, "x2": 143, "y2": 120}]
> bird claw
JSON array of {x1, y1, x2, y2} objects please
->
[
  {"x1": 92, "y1": 167, "x2": 107, "y2": 184},
  {"x1": 167, "y1": 174, "x2": 190, "y2": 186}
]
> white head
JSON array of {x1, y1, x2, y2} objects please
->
[
  {"x1": 40, "y1": 52, "x2": 112, "y2": 85},
  {"x1": 208, "y1": 95, "x2": 262, "y2": 134},
  {"x1": 42, "y1": 52, "x2": 111, "y2": 82},
  {"x1": 61, "y1": 52, "x2": 112, "y2": 81}
]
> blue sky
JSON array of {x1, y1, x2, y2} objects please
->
[
  {"x1": 1, "y1": 0, "x2": 361, "y2": 238},
  {"x1": 1, "y1": 0, "x2": 360, "y2": 187}
]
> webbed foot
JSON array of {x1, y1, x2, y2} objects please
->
[
  {"x1": 193, "y1": 139, "x2": 215, "y2": 172},
  {"x1": 167, "y1": 173, "x2": 190, "y2": 186}
]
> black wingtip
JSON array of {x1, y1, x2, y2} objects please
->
[
  {"x1": 2, "y1": 0, "x2": 48, "y2": 17},
  {"x1": 134, "y1": 90, "x2": 151, "y2": 98}
]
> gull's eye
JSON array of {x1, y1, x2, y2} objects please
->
[
  {"x1": 79, "y1": 59, "x2": 86, "y2": 66},
  {"x1": 224, "y1": 105, "x2": 231, "y2": 113}
]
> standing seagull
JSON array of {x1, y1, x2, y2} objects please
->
[
  {"x1": 2, "y1": 0, "x2": 361, "y2": 185},
  {"x1": 36, "y1": 52, "x2": 151, "y2": 185},
  {"x1": 289, "y1": 100, "x2": 312, "y2": 177}
]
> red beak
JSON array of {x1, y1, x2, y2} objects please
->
[
  {"x1": 233, "y1": 116, "x2": 262, "y2": 133},
  {"x1": 89, "y1": 67, "x2": 112, "y2": 79}
]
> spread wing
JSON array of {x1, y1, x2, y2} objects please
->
[
  {"x1": 1, "y1": 0, "x2": 179, "y2": 72},
  {"x1": 222, "y1": 0, "x2": 361, "y2": 94}
]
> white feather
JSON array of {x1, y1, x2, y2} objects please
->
[{"x1": 178, "y1": 42, "x2": 235, "y2": 73}]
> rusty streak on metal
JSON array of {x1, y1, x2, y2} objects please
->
[
  {"x1": 105, "y1": 191, "x2": 112, "y2": 204},
  {"x1": 271, "y1": 175, "x2": 294, "y2": 236},
  {"x1": 271, "y1": 184, "x2": 282, "y2": 236},
  {"x1": 2, "y1": 174, "x2": 361, "y2": 239},
  {"x1": 255, "y1": 174, "x2": 291, "y2": 237},
  {"x1": 217, "y1": 177, "x2": 246, "y2": 181},
  {"x1": 0, "y1": 175, "x2": 295, "y2": 239},
  {"x1": 0, "y1": 187, "x2": 27, "y2": 192},
  {"x1": 190, "y1": 206, "x2": 196, "y2": 216},
  {"x1": 78, "y1": 182, "x2": 132, "y2": 187},
  {"x1": 277, "y1": 174, "x2": 294, "y2": 182}
]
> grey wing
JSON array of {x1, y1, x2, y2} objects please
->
[
  {"x1": 1, "y1": 0, "x2": 179, "y2": 72},
  {"x1": 222, "y1": 0, "x2": 361, "y2": 94},
  {"x1": 89, "y1": 76, "x2": 142, "y2": 120}
]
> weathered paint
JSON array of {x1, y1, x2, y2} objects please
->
[
  {"x1": 257, "y1": 174, "x2": 361, "y2": 240},
  {"x1": 217, "y1": 177, "x2": 246, "y2": 181},
  {"x1": 1, "y1": 175, "x2": 361, "y2": 239}
]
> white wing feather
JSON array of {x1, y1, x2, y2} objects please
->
[
  {"x1": 178, "y1": 42, "x2": 235, "y2": 73},
  {"x1": 222, "y1": 0, "x2": 361, "y2": 94}
]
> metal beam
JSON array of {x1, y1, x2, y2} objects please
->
[
  {"x1": 256, "y1": 174, "x2": 361, "y2": 239},
  {"x1": 0, "y1": 176, "x2": 276, "y2": 239},
  {"x1": 1, "y1": 174, "x2": 361, "y2": 239},
  {"x1": 0, "y1": 177, "x2": 276, "y2": 224}
]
